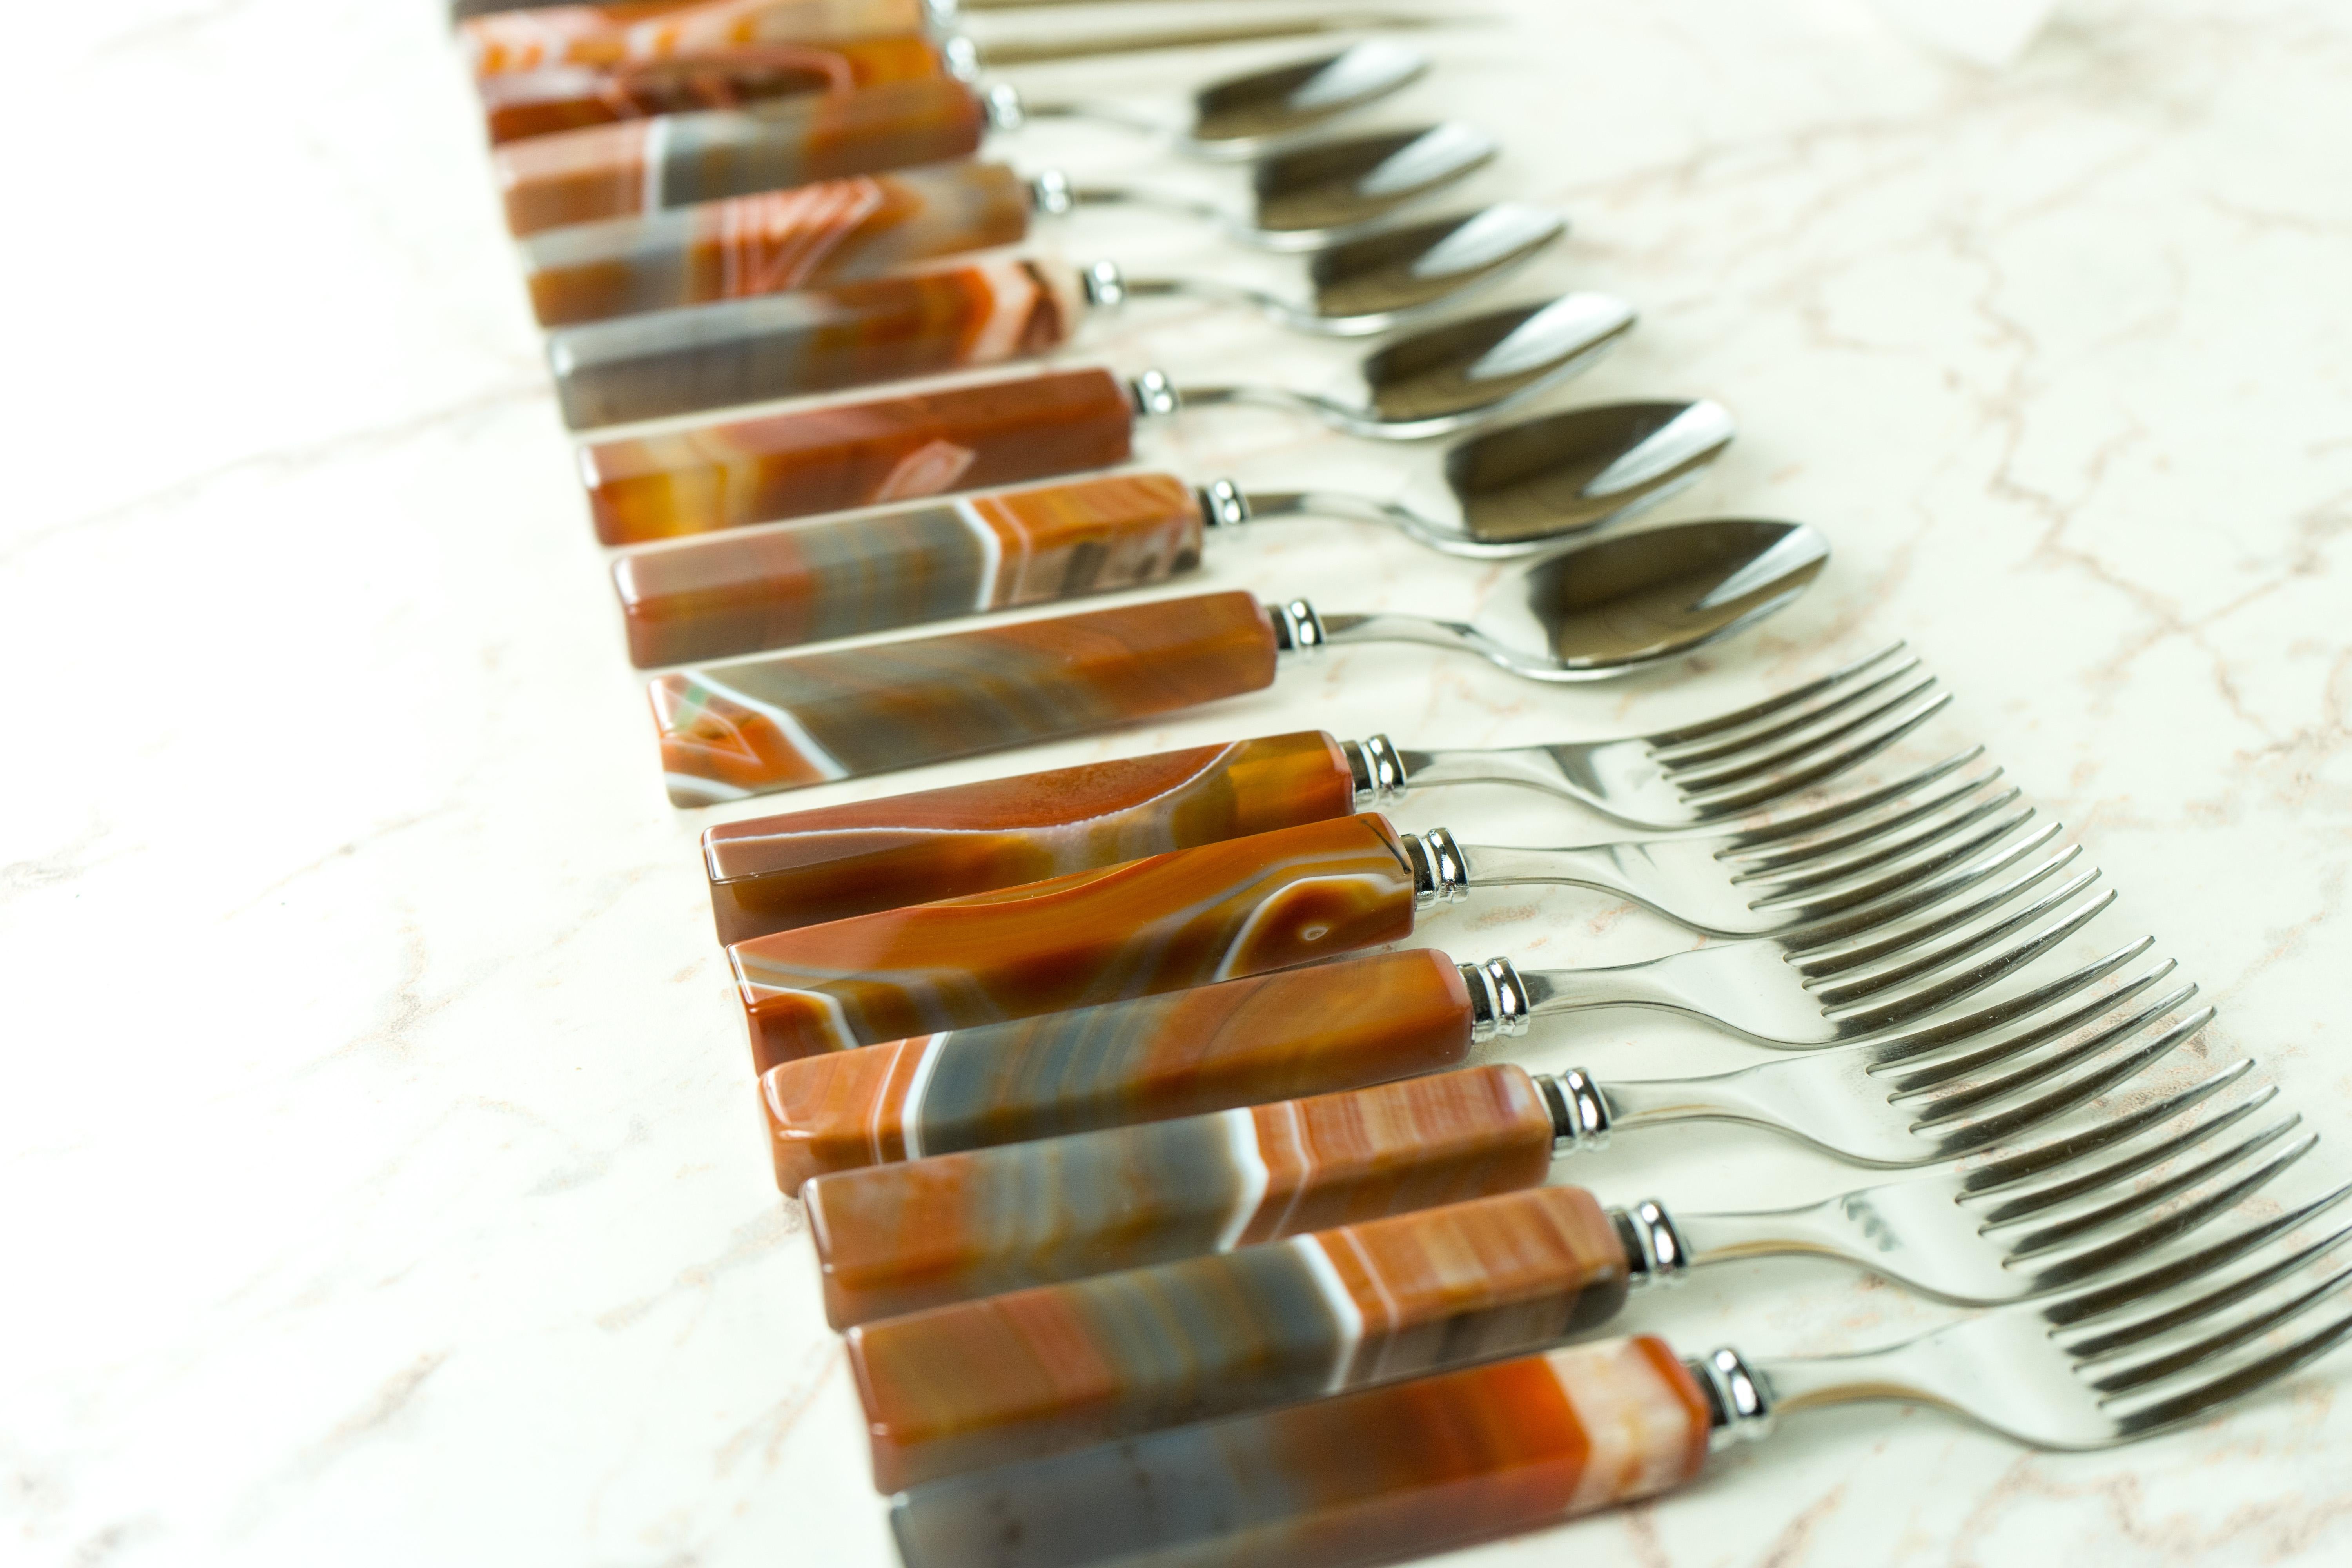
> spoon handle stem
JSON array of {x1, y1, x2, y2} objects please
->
[
  {"x1": 613, "y1": 472, "x2": 1208, "y2": 666},
  {"x1": 703, "y1": 730, "x2": 1360, "y2": 941},
  {"x1": 549, "y1": 252, "x2": 1084, "y2": 428},
  {"x1": 724, "y1": 812, "x2": 1417, "y2": 1070},
  {"x1": 653, "y1": 590, "x2": 1284, "y2": 808},
  {"x1": 581, "y1": 367, "x2": 1137, "y2": 545},
  {"x1": 494, "y1": 76, "x2": 987, "y2": 234},
  {"x1": 522, "y1": 161, "x2": 1033, "y2": 325}
]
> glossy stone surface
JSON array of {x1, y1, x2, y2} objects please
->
[
  {"x1": 760, "y1": 949, "x2": 1475, "y2": 1191},
  {"x1": 888, "y1": 1336, "x2": 1712, "y2": 1568},
  {"x1": 728, "y1": 812, "x2": 1416, "y2": 1071},
  {"x1": 461, "y1": 0, "x2": 928, "y2": 76},
  {"x1": 652, "y1": 590, "x2": 1281, "y2": 806},
  {"x1": 803, "y1": 1063, "x2": 1554, "y2": 1322},
  {"x1": 613, "y1": 472, "x2": 1203, "y2": 666},
  {"x1": 495, "y1": 76, "x2": 985, "y2": 236},
  {"x1": 523, "y1": 161, "x2": 1029, "y2": 325},
  {"x1": 705, "y1": 731, "x2": 1359, "y2": 940},
  {"x1": 581, "y1": 367, "x2": 1138, "y2": 544},
  {"x1": 846, "y1": 1183, "x2": 1633, "y2": 1491},
  {"x1": 480, "y1": 36, "x2": 944, "y2": 144},
  {"x1": 550, "y1": 253, "x2": 1078, "y2": 428}
]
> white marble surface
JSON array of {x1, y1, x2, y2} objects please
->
[{"x1": 5, "y1": 0, "x2": 2352, "y2": 1563}]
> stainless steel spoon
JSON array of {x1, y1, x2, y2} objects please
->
[
  {"x1": 986, "y1": 40, "x2": 1431, "y2": 158},
  {"x1": 1083, "y1": 202, "x2": 1564, "y2": 336},
  {"x1": 1210, "y1": 398, "x2": 1738, "y2": 555},
  {"x1": 1282, "y1": 517, "x2": 1832, "y2": 680},
  {"x1": 1032, "y1": 122, "x2": 1498, "y2": 251}
]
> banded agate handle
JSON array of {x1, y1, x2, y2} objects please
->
[
  {"x1": 582, "y1": 367, "x2": 1138, "y2": 545},
  {"x1": 464, "y1": 0, "x2": 933, "y2": 76},
  {"x1": 484, "y1": 36, "x2": 947, "y2": 145},
  {"x1": 887, "y1": 1336, "x2": 1714, "y2": 1568},
  {"x1": 845, "y1": 1183, "x2": 1636, "y2": 1490},
  {"x1": 614, "y1": 472, "x2": 1209, "y2": 666},
  {"x1": 653, "y1": 590, "x2": 1284, "y2": 806},
  {"x1": 706, "y1": 730, "x2": 1358, "y2": 940},
  {"x1": 498, "y1": 76, "x2": 989, "y2": 236},
  {"x1": 727, "y1": 813, "x2": 1419, "y2": 1070},
  {"x1": 760, "y1": 948, "x2": 1474, "y2": 1191},
  {"x1": 805, "y1": 1062, "x2": 1554, "y2": 1325}
]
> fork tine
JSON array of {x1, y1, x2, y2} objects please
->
[
  {"x1": 1905, "y1": 985, "x2": 2200, "y2": 1113},
  {"x1": 1873, "y1": 955, "x2": 2173, "y2": 1093},
  {"x1": 2002, "y1": 1115, "x2": 2306, "y2": 1253},
  {"x1": 2106, "y1": 1295, "x2": 2352, "y2": 1440},
  {"x1": 1809, "y1": 861, "x2": 2095, "y2": 1002},
  {"x1": 1859, "y1": 936, "x2": 2161, "y2": 1073},
  {"x1": 1820, "y1": 886, "x2": 2116, "y2": 1030},
  {"x1": 1780, "y1": 819, "x2": 2062, "y2": 954},
  {"x1": 1969, "y1": 1080, "x2": 2278, "y2": 1216},
  {"x1": 1792, "y1": 839, "x2": 2079, "y2": 982},
  {"x1": 2089, "y1": 1258, "x2": 2352, "y2": 1397},
  {"x1": 1659, "y1": 671, "x2": 1937, "y2": 782},
  {"x1": 1711, "y1": 749, "x2": 1989, "y2": 856},
  {"x1": 2071, "y1": 1215, "x2": 2352, "y2": 1360},
  {"x1": 1677, "y1": 691, "x2": 1956, "y2": 819},
  {"x1": 1650, "y1": 662, "x2": 1929, "y2": 769},
  {"x1": 1739, "y1": 787, "x2": 2024, "y2": 899},
  {"x1": 2009, "y1": 1129, "x2": 2315, "y2": 1279},
  {"x1": 1921, "y1": 1006, "x2": 2214, "y2": 1156},
  {"x1": 2040, "y1": 1172, "x2": 2352, "y2": 1328},
  {"x1": 1639, "y1": 642, "x2": 1909, "y2": 750},
  {"x1": 1726, "y1": 765, "x2": 2000, "y2": 874},
  {"x1": 1750, "y1": 796, "x2": 2034, "y2": 915}
]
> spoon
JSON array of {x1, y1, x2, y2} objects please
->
[
  {"x1": 611, "y1": 401, "x2": 1737, "y2": 666},
  {"x1": 549, "y1": 209, "x2": 1566, "y2": 428},
  {"x1": 578, "y1": 293, "x2": 1641, "y2": 541},
  {"x1": 496, "y1": 44, "x2": 1431, "y2": 235},
  {"x1": 522, "y1": 125, "x2": 1499, "y2": 328},
  {"x1": 650, "y1": 518, "x2": 1831, "y2": 804}
]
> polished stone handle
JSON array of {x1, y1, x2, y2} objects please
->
[
  {"x1": 549, "y1": 251, "x2": 1079, "y2": 427},
  {"x1": 482, "y1": 35, "x2": 946, "y2": 144},
  {"x1": 463, "y1": 0, "x2": 933, "y2": 76},
  {"x1": 496, "y1": 76, "x2": 987, "y2": 235},
  {"x1": 888, "y1": 1335, "x2": 1714, "y2": 1567},
  {"x1": 844, "y1": 1182, "x2": 1633, "y2": 1491},
  {"x1": 524, "y1": 160, "x2": 1031, "y2": 325},
  {"x1": 653, "y1": 590, "x2": 1283, "y2": 807},
  {"x1": 727, "y1": 813, "x2": 1417, "y2": 1069},
  {"x1": 582, "y1": 366, "x2": 1136, "y2": 544},
  {"x1": 807, "y1": 1062, "x2": 1553, "y2": 1324},
  {"x1": 704, "y1": 730, "x2": 1357, "y2": 941},
  {"x1": 761, "y1": 948, "x2": 1477, "y2": 1191},
  {"x1": 614, "y1": 472, "x2": 1205, "y2": 666}
]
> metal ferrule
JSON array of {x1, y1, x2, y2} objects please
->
[
  {"x1": 1402, "y1": 827, "x2": 1470, "y2": 909},
  {"x1": 1128, "y1": 368, "x2": 1182, "y2": 419},
  {"x1": 1269, "y1": 599, "x2": 1328, "y2": 659},
  {"x1": 1536, "y1": 1067, "x2": 1610, "y2": 1154},
  {"x1": 982, "y1": 82, "x2": 1025, "y2": 132},
  {"x1": 1457, "y1": 957, "x2": 1532, "y2": 1044},
  {"x1": 1690, "y1": 1347, "x2": 1775, "y2": 1450},
  {"x1": 1613, "y1": 1199, "x2": 1691, "y2": 1290},
  {"x1": 923, "y1": 0, "x2": 964, "y2": 36},
  {"x1": 1199, "y1": 479, "x2": 1250, "y2": 530},
  {"x1": 1342, "y1": 735, "x2": 1408, "y2": 807},
  {"x1": 1029, "y1": 168, "x2": 1075, "y2": 218},
  {"x1": 938, "y1": 31, "x2": 982, "y2": 81},
  {"x1": 1082, "y1": 260, "x2": 1127, "y2": 310}
]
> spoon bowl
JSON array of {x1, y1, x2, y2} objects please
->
[
  {"x1": 1305, "y1": 204, "x2": 1566, "y2": 333},
  {"x1": 1360, "y1": 292, "x2": 1639, "y2": 434},
  {"x1": 1250, "y1": 122, "x2": 1499, "y2": 246},
  {"x1": 1190, "y1": 40, "x2": 1429, "y2": 151}
]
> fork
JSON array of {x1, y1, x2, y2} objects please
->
[
  {"x1": 886, "y1": 1212, "x2": 2352, "y2": 1567},
  {"x1": 804, "y1": 1037, "x2": 2281, "y2": 1326},
  {"x1": 835, "y1": 1067, "x2": 2330, "y2": 1488},
  {"x1": 701, "y1": 642, "x2": 1952, "y2": 942}
]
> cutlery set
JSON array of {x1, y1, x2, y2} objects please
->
[{"x1": 440, "y1": 2, "x2": 2350, "y2": 1564}]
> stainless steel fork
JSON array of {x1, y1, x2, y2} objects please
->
[{"x1": 1351, "y1": 642, "x2": 1950, "y2": 826}]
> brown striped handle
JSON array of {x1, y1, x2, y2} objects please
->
[
  {"x1": 703, "y1": 729, "x2": 1358, "y2": 940},
  {"x1": 613, "y1": 473, "x2": 1207, "y2": 666},
  {"x1": 760, "y1": 948, "x2": 1476, "y2": 1191},
  {"x1": 653, "y1": 591, "x2": 1284, "y2": 807},
  {"x1": 726, "y1": 812, "x2": 1418, "y2": 1070}
]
